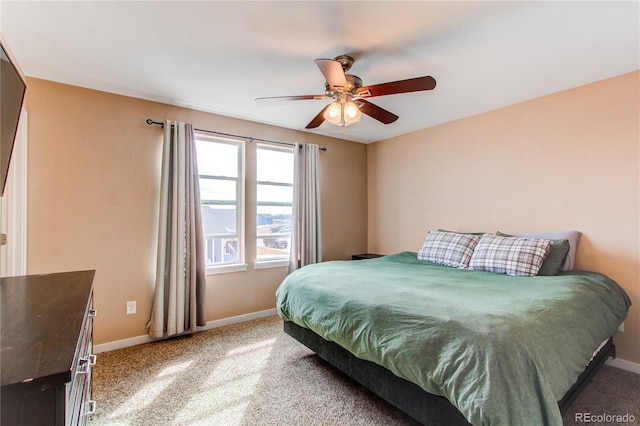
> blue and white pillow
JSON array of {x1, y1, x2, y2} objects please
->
[{"x1": 417, "y1": 230, "x2": 481, "y2": 269}]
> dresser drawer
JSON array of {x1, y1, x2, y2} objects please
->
[{"x1": 67, "y1": 294, "x2": 96, "y2": 426}]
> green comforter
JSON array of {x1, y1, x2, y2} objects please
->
[{"x1": 276, "y1": 252, "x2": 630, "y2": 426}]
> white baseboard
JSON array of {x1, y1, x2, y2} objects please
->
[
  {"x1": 93, "y1": 308, "x2": 277, "y2": 354},
  {"x1": 606, "y1": 357, "x2": 640, "y2": 374}
]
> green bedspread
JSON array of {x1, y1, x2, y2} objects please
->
[{"x1": 276, "y1": 252, "x2": 631, "y2": 426}]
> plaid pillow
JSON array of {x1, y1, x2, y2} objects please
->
[
  {"x1": 417, "y1": 231, "x2": 481, "y2": 269},
  {"x1": 469, "y1": 234, "x2": 552, "y2": 276}
]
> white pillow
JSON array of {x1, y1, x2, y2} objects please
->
[
  {"x1": 417, "y1": 230, "x2": 480, "y2": 269},
  {"x1": 469, "y1": 234, "x2": 552, "y2": 276}
]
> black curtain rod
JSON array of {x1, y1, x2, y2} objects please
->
[{"x1": 145, "y1": 119, "x2": 327, "y2": 151}]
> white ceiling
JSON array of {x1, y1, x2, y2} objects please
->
[{"x1": 1, "y1": 1, "x2": 638, "y2": 144}]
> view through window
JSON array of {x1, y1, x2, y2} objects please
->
[
  {"x1": 256, "y1": 145, "x2": 294, "y2": 262},
  {"x1": 195, "y1": 134, "x2": 243, "y2": 267}
]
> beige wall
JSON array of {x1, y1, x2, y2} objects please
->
[
  {"x1": 23, "y1": 72, "x2": 639, "y2": 364},
  {"x1": 368, "y1": 71, "x2": 640, "y2": 364},
  {"x1": 24, "y1": 78, "x2": 368, "y2": 345}
]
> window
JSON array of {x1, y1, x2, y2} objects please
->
[
  {"x1": 256, "y1": 144, "x2": 294, "y2": 264},
  {"x1": 195, "y1": 133, "x2": 245, "y2": 272}
]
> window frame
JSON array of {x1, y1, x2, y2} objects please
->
[{"x1": 195, "y1": 132, "x2": 247, "y2": 275}]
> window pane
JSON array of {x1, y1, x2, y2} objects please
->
[
  {"x1": 257, "y1": 205, "x2": 292, "y2": 261},
  {"x1": 195, "y1": 133, "x2": 243, "y2": 269},
  {"x1": 196, "y1": 140, "x2": 239, "y2": 177},
  {"x1": 203, "y1": 237, "x2": 239, "y2": 265},
  {"x1": 257, "y1": 184, "x2": 292, "y2": 204},
  {"x1": 256, "y1": 147, "x2": 293, "y2": 262},
  {"x1": 257, "y1": 148, "x2": 293, "y2": 183},
  {"x1": 201, "y1": 206, "x2": 237, "y2": 237},
  {"x1": 199, "y1": 178, "x2": 236, "y2": 202}
]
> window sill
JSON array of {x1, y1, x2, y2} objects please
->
[
  {"x1": 254, "y1": 259, "x2": 289, "y2": 270},
  {"x1": 206, "y1": 263, "x2": 248, "y2": 275}
]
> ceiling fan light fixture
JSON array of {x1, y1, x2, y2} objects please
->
[
  {"x1": 324, "y1": 101, "x2": 343, "y2": 124},
  {"x1": 323, "y1": 99, "x2": 362, "y2": 127},
  {"x1": 343, "y1": 100, "x2": 362, "y2": 124}
]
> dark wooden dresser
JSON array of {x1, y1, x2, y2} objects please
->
[{"x1": 1, "y1": 270, "x2": 96, "y2": 426}]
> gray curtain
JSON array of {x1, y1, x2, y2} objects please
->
[
  {"x1": 149, "y1": 121, "x2": 207, "y2": 338},
  {"x1": 289, "y1": 143, "x2": 322, "y2": 272}
]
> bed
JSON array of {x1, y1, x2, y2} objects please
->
[{"x1": 276, "y1": 235, "x2": 630, "y2": 426}]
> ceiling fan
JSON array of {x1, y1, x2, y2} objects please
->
[{"x1": 255, "y1": 55, "x2": 436, "y2": 130}]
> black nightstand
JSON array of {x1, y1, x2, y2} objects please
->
[{"x1": 351, "y1": 253, "x2": 384, "y2": 260}]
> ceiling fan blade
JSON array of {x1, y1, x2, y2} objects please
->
[
  {"x1": 358, "y1": 76, "x2": 436, "y2": 98},
  {"x1": 357, "y1": 99, "x2": 398, "y2": 124},
  {"x1": 305, "y1": 104, "x2": 331, "y2": 129},
  {"x1": 255, "y1": 94, "x2": 328, "y2": 102},
  {"x1": 314, "y1": 59, "x2": 348, "y2": 91}
]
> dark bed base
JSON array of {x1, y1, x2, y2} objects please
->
[{"x1": 283, "y1": 321, "x2": 615, "y2": 426}]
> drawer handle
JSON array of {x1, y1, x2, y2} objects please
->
[
  {"x1": 83, "y1": 400, "x2": 97, "y2": 416},
  {"x1": 76, "y1": 359, "x2": 89, "y2": 375},
  {"x1": 76, "y1": 354, "x2": 97, "y2": 374},
  {"x1": 88, "y1": 309, "x2": 97, "y2": 318}
]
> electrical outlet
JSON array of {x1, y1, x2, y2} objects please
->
[
  {"x1": 126, "y1": 300, "x2": 136, "y2": 315},
  {"x1": 618, "y1": 322, "x2": 624, "y2": 332}
]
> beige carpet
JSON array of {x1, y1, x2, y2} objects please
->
[{"x1": 90, "y1": 316, "x2": 639, "y2": 426}]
